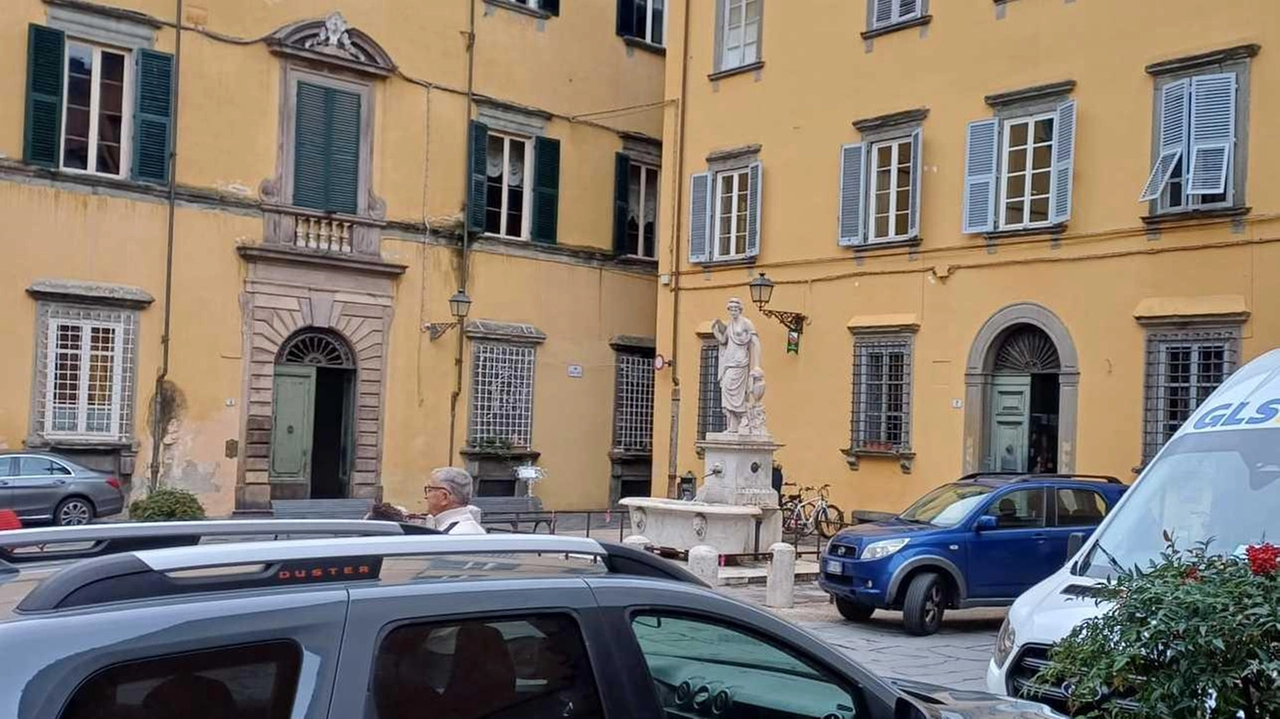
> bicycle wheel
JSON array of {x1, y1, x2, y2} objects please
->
[
  {"x1": 818, "y1": 504, "x2": 845, "y2": 538},
  {"x1": 780, "y1": 502, "x2": 800, "y2": 535},
  {"x1": 794, "y1": 502, "x2": 818, "y2": 537}
]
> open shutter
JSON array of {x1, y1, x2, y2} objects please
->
[
  {"x1": 327, "y1": 88, "x2": 361, "y2": 214},
  {"x1": 1048, "y1": 99, "x2": 1077, "y2": 224},
  {"x1": 1187, "y1": 73, "x2": 1236, "y2": 196},
  {"x1": 838, "y1": 143, "x2": 865, "y2": 246},
  {"x1": 292, "y1": 82, "x2": 329, "y2": 211},
  {"x1": 908, "y1": 129, "x2": 923, "y2": 238},
  {"x1": 613, "y1": 153, "x2": 631, "y2": 255},
  {"x1": 897, "y1": 0, "x2": 920, "y2": 21},
  {"x1": 541, "y1": 0, "x2": 560, "y2": 16},
  {"x1": 24, "y1": 24, "x2": 65, "y2": 168},
  {"x1": 616, "y1": 0, "x2": 636, "y2": 37},
  {"x1": 873, "y1": 0, "x2": 894, "y2": 28},
  {"x1": 688, "y1": 172, "x2": 711, "y2": 263},
  {"x1": 1139, "y1": 79, "x2": 1189, "y2": 202},
  {"x1": 532, "y1": 136, "x2": 561, "y2": 244},
  {"x1": 467, "y1": 120, "x2": 489, "y2": 233},
  {"x1": 962, "y1": 118, "x2": 999, "y2": 234},
  {"x1": 132, "y1": 49, "x2": 175, "y2": 184},
  {"x1": 745, "y1": 162, "x2": 762, "y2": 258}
]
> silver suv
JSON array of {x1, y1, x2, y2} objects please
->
[{"x1": 0, "y1": 521, "x2": 1064, "y2": 719}]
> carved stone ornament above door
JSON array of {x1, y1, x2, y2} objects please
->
[{"x1": 267, "y1": 11, "x2": 397, "y2": 77}]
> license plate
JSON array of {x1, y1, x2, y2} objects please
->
[{"x1": 825, "y1": 559, "x2": 842, "y2": 575}]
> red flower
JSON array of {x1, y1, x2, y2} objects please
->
[
  {"x1": 1246, "y1": 543, "x2": 1280, "y2": 576},
  {"x1": 1185, "y1": 567, "x2": 1200, "y2": 583}
]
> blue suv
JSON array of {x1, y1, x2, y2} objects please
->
[{"x1": 819, "y1": 473, "x2": 1128, "y2": 636}]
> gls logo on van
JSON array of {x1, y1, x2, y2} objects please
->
[{"x1": 1193, "y1": 398, "x2": 1280, "y2": 430}]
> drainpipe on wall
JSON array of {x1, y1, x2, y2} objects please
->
[
  {"x1": 147, "y1": 0, "x2": 185, "y2": 492},
  {"x1": 447, "y1": 0, "x2": 478, "y2": 464},
  {"x1": 665, "y1": 0, "x2": 693, "y2": 494}
]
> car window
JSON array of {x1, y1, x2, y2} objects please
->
[
  {"x1": 17, "y1": 457, "x2": 71, "y2": 477},
  {"x1": 368, "y1": 614, "x2": 603, "y2": 719},
  {"x1": 0, "y1": 458, "x2": 13, "y2": 478},
  {"x1": 59, "y1": 641, "x2": 301, "y2": 719},
  {"x1": 630, "y1": 613, "x2": 862, "y2": 719},
  {"x1": 1055, "y1": 488, "x2": 1107, "y2": 527},
  {"x1": 983, "y1": 488, "x2": 1046, "y2": 529},
  {"x1": 899, "y1": 483, "x2": 994, "y2": 527}
]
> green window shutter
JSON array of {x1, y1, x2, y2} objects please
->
[
  {"x1": 467, "y1": 120, "x2": 489, "y2": 233},
  {"x1": 293, "y1": 82, "x2": 329, "y2": 210},
  {"x1": 24, "y1": 24, "x2": 65, "y2": 168},
  {"x1": 327, "y1": 88, "x2": 361, "y2": 214},
  {"x1": 532, "y1": 136, "x2": 561, "y2": 244},
  {"x1": 613, "y1": 152, "x2": 631, "y2": 255},
  {"x1": 132, "y1": 49, "x2": 174, "y2": 184}
]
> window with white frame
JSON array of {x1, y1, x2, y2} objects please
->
[
  {"x1": 484, "y1": 133, "x2": 533, "y2": 239},
  {"x1": 613, "y1": 352, "x2": 655, "y2": 452},
  {"x1": 714, "y1": 168, "x2": 751, "y2": 259},
  {"x1": 868, "y1": 0, "x2": 923, "y2": 32},
  {"x1": 869, "y1": 137, "x2": 915, "y2": 241},
  {"x1": 37, "y1": 304, "x2": 137, "y2": 440},
  {"x1": 469, "y1": 341, "x2": 536, "y2": 449},
  {"x1": 719, "y1": 0, "x2": 761, "y2": 71},
  {"x1": 999, "y1": 113, "x2": 1055, "y2": 229},
  {"x1": 62, "y1": 41, "x2": 130, "y2": 176},
  {"x1": 1142, "y1": 328, "x2": 1237, "y2": 462},
  {"x1": 625, "y1": 0, "x2": 666, "y2": 46},
  {"x1": 627, "y1": 162, "x2": 660, "y2": 258},
  {"x1": 1140, "y1": 70, "x2": 1245, "y2": 213},
  {"x1": 851, "y1": 334, "x2": 913, "y2": 453}
]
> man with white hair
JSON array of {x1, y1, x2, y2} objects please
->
[{"x1": 423, "y1": 467, "x2": 486, "y2": 534}]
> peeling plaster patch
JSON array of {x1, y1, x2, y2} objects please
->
[
  {"x1": 215, "y1": 181, "x2": 254, "y2": 197},
  {"x1": 174, "y1": 459, "x2": 221, "y2": 495}
]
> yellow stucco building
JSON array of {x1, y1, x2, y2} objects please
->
[
  {"x1": 1, "y1": 0, "x2": 667, "y2": 516},
  {"x1": 652, "y1": 0, "x2": 1278, "y2": 514}
]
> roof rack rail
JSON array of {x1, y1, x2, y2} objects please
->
[
  {"x1": 15, "y1": 534, "x2": 704, "y2": 613},
  {"x1": 959, "y1": 472, "x2": 1122, "y2": 485}
]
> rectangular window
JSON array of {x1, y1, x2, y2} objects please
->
[
  {"x1": 61, "y1": 42, "x2": 130, "y2": 176},
  {"x1": 869, "y1": 0, "x2": 923, "y2": 31},
  {"x1": 38, "y1": 304, "x2": 136, "y2": 440},
  {"x1": 1144, "y1": 73, "x2": 1240, "y2": 213},
  {"x1": 697, "y1": 339, "x2": 725, "y2": 440},
  {"x1": 626, "y1": 162, "x2": 660, "y2": 258},
  {"x1": 628, "y1": 0, "x2": 666, "y2": 45},
  {"x1": 868, "y1": 137, "x2": 914, "y2": 242},
  {"x1": 292, "y1": 80, "x2": 363, "y2": 214},
  {"x1": 614, "y1": 351, "x2": 655, "y2": 452},
  {"x1": 983, "y1": 488, "x2": 1047, "y2": 530},
  {"x1": 484, "y1": 133, "x2": 533, "y2": 239},
  {"x1": 1054, "y1": 488, "x2": 1108, "y2": 528},
  {"x1": 469, "y1": 341, "x2": 536, "y2": 448},
  {"x1": 714, "y1": 168, "x2": 751, "y2": 259},
  {"x1": 1142, "y1": 330, "x2": 1237, "y2": 462},
  {"x1": 720, "y1": 0, "x2": 761, "y2": 70},
  {"x1": 999, "y1": 113, "x2": 1055, "y2": 229},
  {"x1": 851, "y1": 335, "x2": 913, "y2": 452}
]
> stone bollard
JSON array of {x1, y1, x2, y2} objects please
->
[
  {"x1": 622, "y1": 535, "x2": 652, "y2": 550},
  {"x1": 688, "y1": 545, "x2": 720, "y2": 586},
  {"x1": 766, "y1": 542, "x2": 796, "y2": 608}
]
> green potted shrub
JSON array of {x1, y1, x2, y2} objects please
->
[{"x1": 129, "y1": 487, "x2": 207, "y2": 521}]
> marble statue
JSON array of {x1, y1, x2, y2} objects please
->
[{"x1": 712, "y1": 298, "x2": 767, "y2": 435}]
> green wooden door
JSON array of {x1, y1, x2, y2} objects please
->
[
  {"x1": 270, "y1": 365, "x2": 316, "y2": 483},
  {"x1": 988, "y1": 375, "x2": 1032, "y2": 472}
]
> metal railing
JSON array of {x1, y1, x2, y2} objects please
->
[{"x1": 481, "y1": 509, "x2": 632, "y2": 542}]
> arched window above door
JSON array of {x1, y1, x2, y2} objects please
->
[
  {"x1": 278, "y1": 329, "x2": 355, "y2": 369},
  {"x1": 994, "y1": 326, "x2": 1061, "y2": 374}
]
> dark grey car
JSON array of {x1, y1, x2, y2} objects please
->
[{"x1": 0, "y1": 451, "x2": 125, "y2": 526}]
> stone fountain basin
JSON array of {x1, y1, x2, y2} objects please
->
[{"x1": 619, "y1": 497, "x2": 781, "y2": 554}]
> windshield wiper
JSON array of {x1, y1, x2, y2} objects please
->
[{"x1": 1082, "y1": 540, "x2": 1125, "y2": 576}]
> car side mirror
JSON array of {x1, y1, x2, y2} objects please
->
[
  {"x1": 975, "y1": 515, "x2": 998, "y2": 532},
  {"x1": 1067, "y1": 532, "x2": 1085, "y2": 557}
]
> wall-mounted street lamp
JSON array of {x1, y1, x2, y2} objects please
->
[
  {"x1": 748, "y1": 272, "x2": 808, "y2": 354},
  {"x1": 426, "y1": 289, "x2": 473, "y2": 341}
]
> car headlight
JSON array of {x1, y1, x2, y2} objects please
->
[
  {"x1": 861, "y1": 538, "x2": 909, "y2": 560},
  {"x1": 993, "y1": 617, "x2": 1016, "y2": 668}
]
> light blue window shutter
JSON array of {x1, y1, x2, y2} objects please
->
[
  {"x1": 688, "y1": 172, "x2": 711, "y2": 263},
  {"x1": 873, "y1": 0, "x2": 894, "y2": 28},
  {"x1": 1187, "y1": 73, "x2": 1236, "y2": 196},
  {"x1": 962, "y1": 119, "x2": 999, "y2": 234},
  {"x1": 1048, "y1": 99, "x2": 1077, "y2": 224},
  {"x1": 897, "y1": 0, "x2": 919, "y2": 21},
  {"x1": 745, "y1": 162, "x2": 762, "y2": 258},
  {"x1": 838, "y1": 143, "x2": 865, "y2": 246},
  {"x1": 1139, "y1": 79, "x2": 1189, "y2": 202},
  {"x1": 908, "y1": 129, "x2": 922, "y2": 238}
]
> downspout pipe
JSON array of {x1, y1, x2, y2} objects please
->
[
  {"x1": 447, "y1": 0, "x2": 478, "y2": 464},
  {"x1": 665, "y1": 0, "x2": 692, "y2": 490},
  {"x1": 148, "y1": 0, "x2": 184, "y2": 491}
]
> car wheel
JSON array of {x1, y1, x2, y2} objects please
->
[
  {"x1": 836, "y1": 597, "x2": 874, "y2": 622},
  {"x1": 903, "y1": 572, "x2": 946, "y2": 636},
  {"x1": 55, "y1": 497, "x2": 94, "y2": 527},
  {"x1": 818, "y1": 505, "x2": 845, "y2": 538}
]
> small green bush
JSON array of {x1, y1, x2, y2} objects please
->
[{"x1": 130, "y1": 487, "x2": 206, "y2": 521}]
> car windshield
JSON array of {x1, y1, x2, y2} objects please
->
[
  {"x1": 1079, "y1": 428, "x2": 1280, "y2": 579},
  {"x1": 899, "y1": 483, "x2": 994, "y2": 527}
]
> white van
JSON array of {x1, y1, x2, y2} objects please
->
[{"x1": 986, "y1": 348, "x2": 1280, "y2": 711}]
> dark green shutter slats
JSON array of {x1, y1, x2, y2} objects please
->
[
  {"x1": 24, "y1": 24, "x2": 65, "y2": 168},
  {"x1": 532, "y1": 136, "x2": 561, "y2": 244},
  {"x1": 616, "y1": 0, "x2": 636, "y2": 37},
  {"x1": 292, "y1": 82, "x2": 361, "y2": 214},
  {"x1": 132, "y1": 49, "x2": 175, "y2": 184},
  {"x1": 467, "y1": 120, "x2": 489, "y2": 233},
  {"x1": 613, "y1": 152, "x2": 631, "y2": 255},
  {"x1": 542, "y1": 0, "x2": 560, "y2": 16}
]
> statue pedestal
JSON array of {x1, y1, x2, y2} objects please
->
[{"x1": 696, "y1": 432, "x2": 782, "y2": 507}]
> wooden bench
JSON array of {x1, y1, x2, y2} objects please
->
[
  {"x1": 474, "y1": 496, "x2": 555, "y2": 534},
  {"x1": 270, "y1": 499, "x2": 374, "y2": 520}
]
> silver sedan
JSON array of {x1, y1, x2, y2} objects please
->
[{"x1": 0, "y1": 452, "x2": 126, "y2": 526}]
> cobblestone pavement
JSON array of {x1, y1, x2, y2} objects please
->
[{"x1": 719, "y1": 581, "x2": 1006, "y2": 691}]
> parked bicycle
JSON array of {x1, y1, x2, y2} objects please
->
[{"x1": 780, "y1": 483, "x2": 845, "y2": 539}]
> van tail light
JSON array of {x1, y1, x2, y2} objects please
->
[{"x1": 106, "y1": 477, "x2": 122, "y2": 492}]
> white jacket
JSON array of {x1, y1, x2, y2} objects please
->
[{"x1": 428, "y1": 505, "x2": 486, "y2": 534}]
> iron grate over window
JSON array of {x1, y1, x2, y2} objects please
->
[
  {"x1": 35, "y1": 303, "x2": 138, "y2": 441},
  {"x1": 614, "y1": 352, "x2": 655, "y2": 452},
  {"x1": 851, "y1": 334, "x2": 913, "y2": 453},
  {"x1": 1142, "y1": 327, "x2": 1239, "y2": 462},
  {"x1": 696, "y1": 339, "x2": 726, "y2": 440},
  {"x1": 469, "y1": 341, "x2": 536, "y2": 449}
]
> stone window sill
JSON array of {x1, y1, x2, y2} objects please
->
[
  {"x1": 861, "y1": 15, "x2": 932, "y2": 40},
  {"x1": 1141, "y1": 205, "x2": 1250, "y2": 226},
  {"x1": 850, "y1": 237, "x2": 922, "y2": 254},
  {"x1": 709, "y1": 61, "x2": 765, "y2": 82},
  {"x1": 623, "y1": 35, "x2": 666, "y2": 56},
  {"x1": 609, "y1": 449, "x2": 653, "y2": 462},
  {"x1": 461, "y1": 446, "x2": 541, "y2": 461},
  {"x1": 484, "y1": 0, "x2": 551, "y2": 20},
  {"x1": 983, "y1": 223, "x2": 1067, "y2": 241},
  {"x1": 27, "y1": 436, "x2": 135, "y2": 452},
  {"x1": 694, "y1": 256, "x2": 757, "y2": 270},
  {"x1": 844, "y1": 447, "x2": 915, "y2": 474}
]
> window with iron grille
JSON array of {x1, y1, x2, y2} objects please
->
[
  {"x1": 1142, "y1": 327, "x2": 1239, "y2": 462},
  {"x1": 34, "y1": 303, "x2": 137, "y2": 441},
  {"x1": 696, "y1": 339, "x2": 725, "y2": 440},
  {"x1": 614, "y1": 352, "x2": 655, "y2": 452},
  {"x1": 469, "y1": 341, "x2": 536, "y2": 448},
  {"x1": 851, "y1": 335, "x2": 913, "y2": 452}
]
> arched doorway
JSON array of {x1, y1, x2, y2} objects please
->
[{"x1": 271, "y1": 329, "x2": 356, "y2": 499}]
